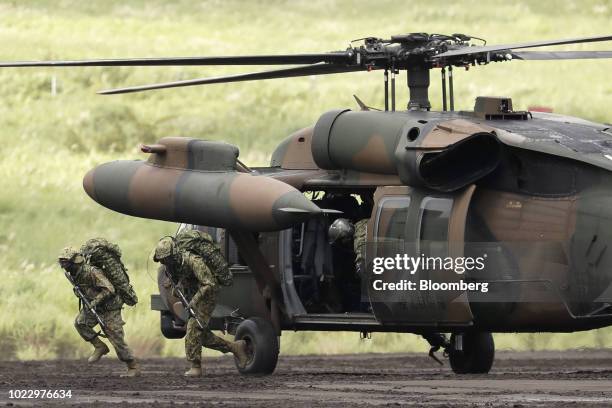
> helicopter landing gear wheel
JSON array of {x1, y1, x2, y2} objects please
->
[
  {"x1": 234, "y1": 317, "x2": 279, "y2": 375},
  {"x1": 449, "y1": 332, "x2": 494, "y2": 374}
]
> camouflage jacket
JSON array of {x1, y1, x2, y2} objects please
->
[
  {"x1": 72, "y1": 264, "x2": 123, "y2": 312},
  {"x1": 168, "y1": 250, "x2": 217, "y2": 305},
  {"x1": 353, "y1": 218, "x2": 368, "y2": 267}
]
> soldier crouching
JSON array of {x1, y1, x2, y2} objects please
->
[
  {"x1": 153, "y1": 237, "x2": 248, "y2": 377},
  {"x1": 58, "y1": 247, "x2": 140, "y2": 377}
]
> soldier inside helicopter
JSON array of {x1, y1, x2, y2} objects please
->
[{"x1": 294, "y1": 190, "x2": 374, "y2": 313}]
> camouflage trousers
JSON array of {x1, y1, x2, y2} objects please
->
[
  {"x1": 185, "y1": 288, "x2": 232, "y2": 364},
  {"x1": 75, "y1": 308, "x2": 135, "y2": 362}
]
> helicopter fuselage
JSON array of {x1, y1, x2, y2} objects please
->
[{"x1": 121, "y1": 103, "x2": 612, "y2": 336}]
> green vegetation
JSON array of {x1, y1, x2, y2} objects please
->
[{"x1": 0, "y1": 0, "x2": 611, "y2": 360}]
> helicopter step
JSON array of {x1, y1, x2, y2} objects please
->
[{"x1": 292, "y1": 312, "x2": 379, "y2": 328}]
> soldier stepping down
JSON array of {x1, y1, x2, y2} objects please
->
[
  {"x1": 58, "y1": 247, "x2": 141, "y2": 377},
  {"x1": 153, "y1": 233, "x2": 248, "y2": 377}
]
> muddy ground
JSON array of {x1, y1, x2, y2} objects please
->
[{"x1": 1, "y1": 350, "x2": 611, "y2": 406}]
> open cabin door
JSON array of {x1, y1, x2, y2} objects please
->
[{"x1": 366, "y1": 185, "x2": 475, "y2": 325}]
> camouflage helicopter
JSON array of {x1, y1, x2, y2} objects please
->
[{"x1": 3, "y1": 33, "x2": 612, "y2": 375}]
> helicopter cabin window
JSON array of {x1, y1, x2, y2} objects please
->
[
  {"x1": 375, "y1": 197, "x2": 411, "y2": 240},
  {"x1": 374, "y1": 197, "x2": 412, "y2": 264},
  {"x1": 418, "y1": 197, "x2": 453, "y2": 257}
]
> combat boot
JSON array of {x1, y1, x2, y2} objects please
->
[
  {"x1": 87, "y1": 340, "x2": 110, "y2": 363},
  {"x1": 230, "y1": 340, "x2": 249, "y2": 369},
  {"x1": 184, "y1": 362, "x2": 202, "y2": 377},
  {"x1": 120, "y1": 359, "x2": 141, "y2": 377}
]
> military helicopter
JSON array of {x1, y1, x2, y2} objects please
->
[{"x1": 3, "y1": 33, "x2": 612, "y2": 375}]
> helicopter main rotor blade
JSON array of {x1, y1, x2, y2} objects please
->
[
  {"x1": 98, "y1": 63, "x2": 365, "y2": 94},
  {"x1": 434, "y1": 34, "x2": 612, "y2": 58},
  {"x1": 512, "y1": 50, "x2": 612, "y2": 60},
  {"x1": 0, "y1": 52, "x2": 353, "y2": 67}
]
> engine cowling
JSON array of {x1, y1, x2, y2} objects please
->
[{"x1": 312, "y1": 110, "x2": 502, "y2": 192}]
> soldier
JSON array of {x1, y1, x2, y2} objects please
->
[
  {"x1": 153, "y1": 237, "x2": 248, "y2": 377},
  {"x1": 58, "y1": 247, "x2": 141, "y2": 377},
  {"x1": 328, "y1": 218, "x2": 369, "y2": 311},
  {"x1": 353, "y1": 218, "x2": 368, "y2": 276},
  {"x1": 328, "y1": 218, "x2": 368, "y2": 274}
]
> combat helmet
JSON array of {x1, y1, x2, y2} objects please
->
[
  {"x1": 153, "y1": 237, "x2": 176, "y2": 262},
  {"x1": 58, "y1": 247, "x2": 85, "y2": 265},
  {"x1": 328, "y1": 218, "x2": 355, "y2": 246}
]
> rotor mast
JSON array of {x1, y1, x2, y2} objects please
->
[
  {"x1": 374, "y1": 33, "x2": 461, "y2": 112},
  {"x1": 407, "y1": 66, "x2": 431, "y2": 111}
]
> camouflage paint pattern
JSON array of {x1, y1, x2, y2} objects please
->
[
  {"x1": 83, "y1": 103, "x2": 612, "y2": 333},
  {"x1": 83, "y1": 137, "x2": 322, "y2": 232},
  {"x1": 311, "y1": 110, "x2": 501, "y2": 192},
  {"x1": 270, "y1": 107, "x2": 612, "y2": 331},
  {"x1": 270, "y1": 126, "x2": 319, "y2": 170},
  {"x1": 367, "y1": 185, "x2": 473, "y2": 325}
]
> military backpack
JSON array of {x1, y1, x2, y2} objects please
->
[
  {"x1": 175, "y1": 229, "x2": 233, "y2": 286},
  {"x1": 80, "y1": 238, "x2": 139, "y2": 306}
]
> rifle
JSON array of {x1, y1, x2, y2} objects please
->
[
  {"x1": 163, "y1": 267, "x2": 207, "y2": 330},
  {"x1": 64, "y1": 270, "x2": 108, "y2": 335}
]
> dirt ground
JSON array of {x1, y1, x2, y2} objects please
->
[{"x1": 1, "y1": 350, "x2": 611, "y2": 407}]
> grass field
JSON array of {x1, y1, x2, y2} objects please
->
[{"x1": 0, "y1": 0, "x2": 611, "y2": 360}]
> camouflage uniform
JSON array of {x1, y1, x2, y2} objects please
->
[
  {"x1": 166, "y1": 250, "x2": 233, "y2": 364},
  {"x1": 353, "y1": 218, "x2": 368, "y2": 276},
  {"x1": 72, "y1": 263, "x2": 135, "y2": 362},
  {"x1": 353, "y1": 218, "x2": 370, "y2": 310},
  {"x1": 154, "y1": 236, "x2": 247, "y2": 376}
]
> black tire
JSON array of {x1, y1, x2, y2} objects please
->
[
  {"x1": 234, "y1": 317, "x2": 279, "y2": 375},
  {"x1": 449, "y1": 332, "x2": 494, "y2": 374},
  {"x1": 160, "y1": 311, "x2": 185, "y2": 339}
]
